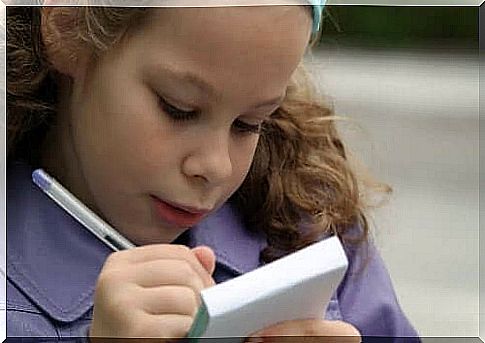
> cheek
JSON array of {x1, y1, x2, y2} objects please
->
[
  {"x1": 71, "y1": 93, "x2": 170, "y2": 200},
  {"x1": 89, "y1": 79, "x2": 170, "y2": 165},
  {"x1": 230, "y1": 137, "x2": 260, "y2": 184}
]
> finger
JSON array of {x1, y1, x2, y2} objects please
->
[
  {"x1": 249, "y1": 320, "x2": 361, "y2": 342},
  {"x1": 122, "y1": 259, "x2": 206, "y2": 294},
  {"x1": 107, "y1": 244, "x2": 192, "y2": 265},
  {"x1": 191, "y1": 246, "x2": 216, "y2": 276},
  {"x1": 105, "y1": 245, "x2": 214, "y2": 287},
  {"x1": 137, "y1": 313, "x2": 194, "y2": 339},
  {"x1": 138, "y1": 285, "x2": 200, "y2": 317}
]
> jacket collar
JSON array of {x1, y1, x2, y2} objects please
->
[{"x1": 7, "y1": 161, "x2": 266, "y2": 323}]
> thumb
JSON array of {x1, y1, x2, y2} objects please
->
[{"x1": 192, "y1": 246, "x2": 216, "y2": 275}]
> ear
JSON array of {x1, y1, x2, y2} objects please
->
[{"x1": 40, "y1": 6, "x2": 90, "y2": 79}]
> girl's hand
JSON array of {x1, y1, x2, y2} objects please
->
[
  {"x1": 246, "y1": 319, "x2": 361, "y2": 343},
  {"x1": 89, "y1": 245, "x2": 216, "y2": 339}
]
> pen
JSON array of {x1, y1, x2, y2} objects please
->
[{"x1": 32, "y1": 169, "x2": 136, "y2": 251}]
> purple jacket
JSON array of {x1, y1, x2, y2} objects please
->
[{"x1": 7, "y1": 160, "x2": 420, "y2": 341}]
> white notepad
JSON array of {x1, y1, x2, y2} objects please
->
[{"x1": 187, "y1": 235, "x2": 348, "y2": 340}]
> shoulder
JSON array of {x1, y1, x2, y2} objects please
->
[
  {"x1": 6, "y1": 161, "x2": 55, "y2": 337},
  {"x1": 336, "y1": 226, "x2": 420, "y2": 340},
  {"x1": 6, "y1": 160, "x2": 109, "y2": 338}
]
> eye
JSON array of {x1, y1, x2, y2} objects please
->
[
  {"x1": 159, "y1": 94, "x2": 265, "y2": 135},
  {"x1": 233, "y1": 120, "x2": 263, "y2": 135},
  {"x1": 159, "y1": 96, "x2": 198, "y2": 121}
]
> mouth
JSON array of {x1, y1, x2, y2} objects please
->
[{"x1": 150, "y1": 195, "x2": 211, "y2": 228}]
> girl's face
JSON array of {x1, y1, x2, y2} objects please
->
[{"x1": 42, "y1": 6, "x2": 312, "y2": 245}]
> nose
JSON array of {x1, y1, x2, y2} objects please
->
[{"x1": 182, "y1": 130, "x2": 233, "y2": 186}]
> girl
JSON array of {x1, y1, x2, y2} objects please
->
[{"x1": 6, "y1": 1, "x2": 419, "y2": 341}]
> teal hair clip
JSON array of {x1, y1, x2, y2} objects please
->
[{"x1": 310, "y1": 0, "x2": 326, "y2": 34}]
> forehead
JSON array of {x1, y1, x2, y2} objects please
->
[
  {"x1": 135, "y1": 6, "x2": 312, "y2": 38},
  {"x1": 128, "y1": 6, "x2": 312, "y2": 60},
  {"x1": 115, "y1": 6, "x2": 312, "y2": 104}
]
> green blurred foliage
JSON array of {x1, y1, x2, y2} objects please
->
[{"x1": 320, "y1": 6, "x2": 478, "y2": 40}]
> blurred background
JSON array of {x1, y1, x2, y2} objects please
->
[
  {"x1": 0, "y1": 3, "x2": 479, "y2": 340},
  {"x1": 305, "y1": 5, "x2": 479, "y2": 337}
]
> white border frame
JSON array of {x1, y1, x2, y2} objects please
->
[{"x1": 0, "y1": 1, "x2": 481, "y2": 342}]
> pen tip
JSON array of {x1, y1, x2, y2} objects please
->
[{"x1": 32, "y1": 169, "x2": 51, "y2": 191}]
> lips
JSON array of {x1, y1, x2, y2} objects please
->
[{"x1": 150, "y1": 195, "x2": 209, "y2": 227}]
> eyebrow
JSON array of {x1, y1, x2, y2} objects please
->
[{"x1": 158, "y1": 66, "x2": 285, "y2": 109}]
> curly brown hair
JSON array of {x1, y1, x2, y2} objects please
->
[{"x1": 7, "y1": 5, "x2": 390, "y2": 264}]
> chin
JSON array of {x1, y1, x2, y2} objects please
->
[{"x1": 139, "y1": 224, "x2": 189, "y2": 246}]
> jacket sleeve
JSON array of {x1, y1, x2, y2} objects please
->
[{"x1": 337, "y1": 235, "x2": 421, "y2": 342}]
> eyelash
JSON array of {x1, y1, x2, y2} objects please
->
[{"x1": 158, "y1": 96, "x2": 263, "y2": 135}]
